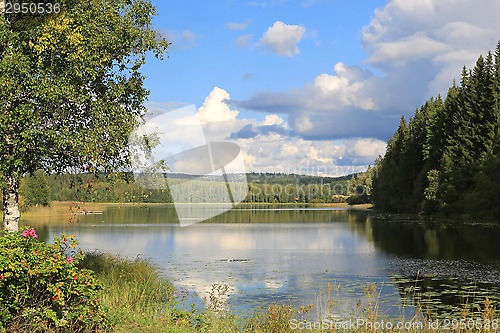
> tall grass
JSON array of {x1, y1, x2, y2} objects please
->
[{"x1": 79, "y1": 253, "x2": 196, "y2": 333}]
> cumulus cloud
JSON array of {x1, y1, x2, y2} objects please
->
[
  {"x1": 198, "y1": 87, "x2": 239, "y2": 124},
  {"x1": 237, "y1": 62, "x2": 395, "y2": 140},
  {"x1": 338, "y1": 138, "x2": 387, "y2": 166},
  {"x1": 367, "y1": 32, "x2": 451, "y2": 66},
  {"x1": 259, "y1": 21, "x2": 306, "y2": 56},
  {"x1": 312, "y1": 62, "x2": 375, "y2": 110},
  {"x1": 231, "y1": 124, "x2": 258, "y2": 139},
  {"x1": 237, "y1": 0, "x2": 500, "y2": 143},
  {"x1": 263, "y1": 114, "x2": 287, "y2": 127},
  {"x1": 229, "y1": 114, "x2": 288, "y2": 139},
  {"x1": 362, "y1": 0, "x2": 500, "y2": 92},
  {"x1": 195, "y1": 90, "x2": 386, "y2": 175},
  {"x1": 239, "y1": 62, "x2": 375, "y2": 113},
  {"x1": 234, "y1": 134, "x2": 386, "y2": 176},
  {"x1": 151, "y1": 0, "x2": 500, "y2": 176}
]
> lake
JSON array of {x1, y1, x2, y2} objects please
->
[{"x1": 24, "y1": 204, "x2": 500, "y2": 320}]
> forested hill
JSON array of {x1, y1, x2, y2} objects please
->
[
  {"x1": 166, "y1": 172, "x2": 350, "y2": 185},
  {"x1": 372, "y1": 42, "x2": 500, "y2": 219},
  {"x1": 16, "y1": 171, "x2": 359, "y2": 207}
]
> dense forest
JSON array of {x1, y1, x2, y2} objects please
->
[{"x1": 372, "y1": 42, "x2": 500, "y2": 218}]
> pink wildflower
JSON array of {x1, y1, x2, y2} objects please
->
[
  {"x1": 22, "y1": 228, "x2": 38, "y2": 238},
  {"x1": 67, "y1": 256, "x2": 74, "y2": 264}
]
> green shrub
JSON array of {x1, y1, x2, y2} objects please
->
[
  {"x1": 347, "y1": 193, "x2": 371, "y2": 205},
  {"x1": 0, "y1": 228, "x2": 110, "y2": 332}
]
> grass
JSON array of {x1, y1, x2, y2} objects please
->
[
  {"x1": 15, "y1": 201, "x2": 173, "y2": 226},
  {"x1": 15, "y1": 201, "x2": 107, "y2": 225},
  {"x1": 79, "y1": 252, "x2": 197, "y2": 333}
]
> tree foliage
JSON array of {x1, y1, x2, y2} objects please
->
[
  {"x1": 373, "y1": 42, "x2": 500, "y2": 218},
  {"x1": 20, "y1": 169, "x2": 51, "y2": 207},
  {"x1": 0, "y1": 0, "x2": 169, "y2": 230},
  {"x1": 346, "y1": 165, "x2": 377, "y2": 205}
]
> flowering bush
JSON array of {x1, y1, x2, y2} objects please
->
[
  {"x1": 21, "y1": 228, "x2": 38, "y2": 239},
  {"x1": 0, "y1": 227, "x2": 110, "y2": 332}
]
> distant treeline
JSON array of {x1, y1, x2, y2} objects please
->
[
  {"x1": 16, "y1": 171, "x2": 367, "y2": 206},
  {"x1": 372, "y1": 42, "x2": 500, "y2": 218}
]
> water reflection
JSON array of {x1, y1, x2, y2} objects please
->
[
  {"x1": 351, "y1": 214, "x2": 500, "y2": 317},
  {"x1": 360, "y1": 216, "x2": 500, "y2": 263},
  {"x1": 22, "y1": 205, "x2": 500, "y2": 318}
]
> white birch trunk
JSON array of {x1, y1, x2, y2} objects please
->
[{"x1": 2, "y1": 175, "x2": 20, "y2": 232}]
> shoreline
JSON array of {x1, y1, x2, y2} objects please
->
[{"x1": 15, "y1": 201, "x2": 373, "y2": 225}]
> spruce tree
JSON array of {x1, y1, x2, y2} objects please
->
[
  {"x1": 373, "y1": 116, "x2": 410, "y2": 212},
  {"x1": 373, "y1": 42, "x2": 500, "y2": 218}
]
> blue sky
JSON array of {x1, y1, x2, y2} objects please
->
[{"x1": 138, "y1": 0, "x2": 500, "y2": 176}]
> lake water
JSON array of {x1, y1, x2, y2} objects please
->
[{"x1": 25, "y1": 205, "x2": 500, "y2": 319}]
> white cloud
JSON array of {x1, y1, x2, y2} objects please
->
[
  {"x1": 367, "y1": 32, "x2": 451, "y2": 66},
  {"x1": 343, "y1": 138, "x2": 387, "y2": 164},
  {"x1": 365, "y1": 0, "x2": 500, "y2": 100},
  {"x1": 259, "y1": 21, "x2": 306, "y2": 56},
  {"x1": 234, "y1": 134, "x2": 384, "y2": 176},
  {"x1": 238, "y1": 62, "x2": 386, "y2": 140},
  {"x1": 263, "y1": 114, "x2": 287, "y2": 127},
  {"x1": 294, "y1": 114, "x2": 314, "y2": 132},
  {"x1": 310, "y1": 63, "x2": 376, "y2": 110},
  {"x1": 198, "y1": 87, "x2": 239, "y2": 124},
  {"x1": 307, "y1": 146, "x2": 333, "y2": 164},
  {"x1": 313, "y1": 73, "x2": 349, "y2": 93},
  {"x1": 281, "y1": 143, "x2": 299, "y2": 157},
  {"x1": 205, "y1": 91, "x2": 385, "y2": 175},
  {"x1": 437, "y1": 21, "x2": 489, "y2": 47}
]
